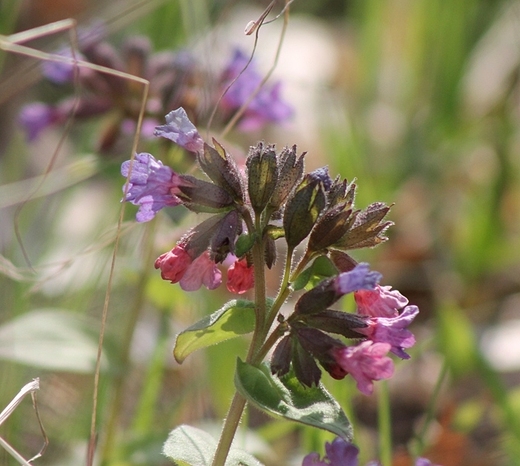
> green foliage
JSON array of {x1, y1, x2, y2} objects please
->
[
  {"x1": 173, "y1": 300, "x2": 256, "y2": 363},
  {"x1": 235, "y1": 359, "x2": 353, "y2": 441},
  {"x1": 162, "y1": 425, "x2": 262, "y2": 466}
]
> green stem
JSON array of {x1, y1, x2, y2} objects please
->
[{"x1": 377, "y1": 380, "x2": 392, "y2": 466}]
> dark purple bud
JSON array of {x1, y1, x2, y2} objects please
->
[
  {"x1": 180, "y1": 214, "x2": 229, "y2": 259},
  {"x1": 283, "y1": 168, "x2": 328, "y2": 249},
  {"x1": 209, "y1": 210, "x2": 242, "y2": 262},
  {"x1": 334, "y1": 202, "x2": 393, "y2": 250},
  {"x1": 328, "y1": 250, "x2": 357, "y2": 273},
  {"x1": 264, "y1": 235, "x2": 277, "y2": 269},
  {"x1": 307, "y1": 204, "x2": 355, "y2": 252},
  {"x1": 176, "y1": 175, "x2": 234, "y2": 212},
  {"x1": 198, "y1": 141, "x2": 243, "y2": 202},
  {"x1": 246, "y1": 142, "x2": 278, "y2": 215},
  {"x1": 123, "y1": 36, "x2": 151, "y2": 79},
  {"x1": 154, "y1": 108, "x2": 204, "y2": 153},
  {"x1": 271, "y1": 335, "x2": 292, "y2": 377},
  {"x1": 303, "y1": 310, "x2": 368, "y2": 339},
  {"x1": 327, "y1": 176, "x2": 356, "y2": 208},
  {"x1": 292, "y1": 337, "x2": 322, "y2": 387}
]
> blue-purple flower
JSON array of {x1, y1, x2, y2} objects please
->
[
  {"x1": 302, "y1": 437, "x2": 441, "y2": 466},
  {"x1": 153, "y1": 108, "x2": 204, "y2": 153},
  {"x1": 121, "y1": 152, "x2": 185, "y2": 222},
  {"x1": 18, "y1": 103, "x2": 62, "y2": 141},
  {"x1": 355, "y1": 305, "x2": 419, "y2": 359},
  {"x1": 335, "y1": 263, "x2": 382, "y2": 295},
  {"x1": 220, "y1": 48, "x2": 293, "y2": 131}
]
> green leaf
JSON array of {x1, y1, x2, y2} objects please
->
[
  {"x1": 292, "y1": 255, "x2": 338, "y2": 291},
  {"x1": 0, "y1": 308, "x2": 106, "y2": 373},
  {"x1": 174, "y1": 300, "x2": 256, "y2": 364},
  {"x1": 235, "y1": 359, "x2": 353, "y2": 441},
  {"x1": 162, "y1": 424, "x2": 263, "y2": 466}
]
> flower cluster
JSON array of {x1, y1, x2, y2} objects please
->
[
  {"x1": 20, "y1": 33, "x2": 293, "y2": 150},
  {"x1": 302, "y1": 437, "x2": 440, "y2": 466},
  {"x1": 121, "y1": 106, "x2": 417, "y2": 395}
]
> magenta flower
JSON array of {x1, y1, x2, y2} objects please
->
[
  {"x1": 153, "y1": 107, "x2": 204, "y2": 153},
  {"x1": 331, "y1": 341, "x2": 394, "y2": 395},
  {"x1": 226, "y1": 258, "x2": 254, "y2": 294},
  {"x1": 121, "y1": 152, "x2": 185, "y2": 222},
  {"x1": 354, "y1": 284, "x2": 408, "y2": 318},
  {"x1": 154, "y1": 245, "x2": 193, "y2": 283},
  {"x1": 179, "y1": 252, "x2": 222, "y2": 291},
  {"x1": 220, "y1": 48, "x2": 293, "y2": 131},
  {"x1": 335, "y1": 263, "x2": 382, "y2": 295},
  {"x1": 18, "y1": 103, "x2": 62, "y2": 141},
  {"x1": 355, "y1": 306, "x2": 419, "y2": 359}
]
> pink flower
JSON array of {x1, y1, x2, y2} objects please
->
[
  {"x1": 179, "y1": 252, "x2": 222, "y2": 291},
  {"x1": 227, "y1": 259, "x2": 254, "y2": 294},
  {"x1": 355, "y1": 306, "x2": 419, "y2": 359},
  {"x1": 354, "y1": 284, "x2": 408, "y2": 318},
  {"x1": 332, "y1": 341, "x2": 394, "y2": 395},
  {"x1": 154, "y1": 245, "x2": 192, "y2": 283}
]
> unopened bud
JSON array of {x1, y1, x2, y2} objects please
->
[{"x1": 246, "y1": 142, "x2": 278, "y2": 215}]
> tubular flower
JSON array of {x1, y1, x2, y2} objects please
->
[
  {"x1": 355, "y1": 306, "x2": 419, "y2": 359},
  {"x1": 331, "y1": 341, "x2": 394, "y2": 395},
  {"x1": 226, "y1": 258, "x2": 254, "y2": 294},
  {"x1": 121, "y1": 152, "x2": 184, "y2": 222},
  {"x1": 153, "y1": 107, "x2": 204, "y2": 153},
  {"x1": 154, "y1": 245, "x2": 192, "y2": 283},
  {"x1": 179, "y1": 252, "x2": 222, "y2": 291},
  {"x1": 354, "y1": 284, "x2": 409, "y2": 318}
]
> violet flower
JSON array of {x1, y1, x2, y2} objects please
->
[
  {"x1": 335, "y1": 263, "x2": 382, "y2": 295},
  {"x1": 355, "y1": 306, "x2": 419, "y2": 359},
  {"x1": 331, "y1": 341, "x2": 394, "y2": 395},
  {"x1": 354, "y1": 284, "x2": 409, "y2": 318},
  {"x1": 154, "y1": 107, "x2": 204, "y2": 153},
  {"x1": 220, "y1": 48, "x2": 293, "y2": 131},
  {"x1": 121, "y1": 152, "x2": 184, "y2": 222},
  {"x1": 18, "y1": 103, "x2": 61, "y2": 141}
]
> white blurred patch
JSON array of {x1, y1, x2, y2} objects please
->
[{"x1": 481, "y1": 319, "x2": 520, "y2": 371}]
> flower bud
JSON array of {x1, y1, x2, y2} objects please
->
[
  {"x1": 209, "y1": 210, "x2": 242, "y2": 262},
  {"x1": 269, "y1": 145, "x2": 304, "y2": 211},
  {"x1": 282, "y1": 168, "x2": 329, "y2": 249},
  {"x1": 198, "y1": 140, "x2": 244, "y2": 202},
  {"x1": 307, "y1": 204, "x2": 355, "y2": 253},
  {"x1": 176, "y1": 175, "x2": 234, "y2": 212},
  {"x1": 246, "y1": 142, "x2": 278, "y2": 215}
]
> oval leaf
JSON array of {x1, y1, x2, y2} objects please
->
[
  {"x1": 174, "y1": 300, "x2": 255, "y2": 364},
  {"x1": 162, "y1": 424, "x2": 262, "y2": 466},
  {"x1": 0, "y1": 308, "x2": 106, "y2": 373},
  {"x1": 235, "y1": 359, "x2": 353, "y2": 441}
]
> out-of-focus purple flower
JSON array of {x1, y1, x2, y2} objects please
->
[
  {"x1": 302, "y1": 437, "x2": 359, "y2": 466},
  {"x1": 220, "y1": 48, "x2": 293, "y2": 131},
  {"x1": 335, "y1": 263, "x2": 382, "y2": 295},
  {"x1": 415, "y1": 458, "x2": 441, "y2": 466},
  {"x1": 18, "y1": 102, "x2": 61, "y2": 141},
  {"x1": 42, "y1": 49, "x2": 87, "y2": 84},
  {"x1": 355, "y1": 306, "x2": 419, "y2": 359},
  {"x1": 154, "y1": 108, "x2": 204, "y2": 153},
  {"x1": 227, "y1": 258, "x2": 254, "y2": 294},
  {"x1": 331, "y1": 341, "x2": 394, "y2": 395},
  {"x1": 121, "y1": 152, "x2": 184, "y2": 222},
  {"x1": 354, "y1": 284, "x2": 409, "y2": 318},
  {"x1": 154, "y1": 245, "x2": 193, "y2": 283},
  {"x1": 179, "y1": 251, "x2": 222, "y2": 291}
]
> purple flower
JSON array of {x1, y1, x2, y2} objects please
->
[
  {"x1": 335, "y1": 263, "x2": 382, "y2": 295},
  {"x1": 153, "y1": 108, "x2": 204, "y2": 153},
  {"x1": 220, "y1": 48, "x2": 293, "y2": 131},
  {"x1": 18, "y1": 102, "x2": 61, "y2": 141},
  {"x1": 331, "y1": 341, "x2": 394, "y2": 395},
  {"x1": 356, "y1": 306, "x2": 419, "y2": 359},
  {"x1": 121, "y1": 152, "x2": 184, "y2": 222},
  {"x1": 42, "y1": 48, "x2": 87, "y2": 84},
  {"x1": 354, "y1": 284, "x2": 408, "y2": 318},
  {"x1": 302, "y1": 438, "x2": 359, "y2": 466},
  {"x1": 179, "y1": 252, "x2": 222, "y2": 291}
]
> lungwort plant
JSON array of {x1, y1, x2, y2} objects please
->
[{"x1": 121, "y1": 107, "x2": 419, "y2": 465}]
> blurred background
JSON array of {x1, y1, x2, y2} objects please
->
[{"x1": 1, "y1": 0, "x2": 520, "y2": 465}]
